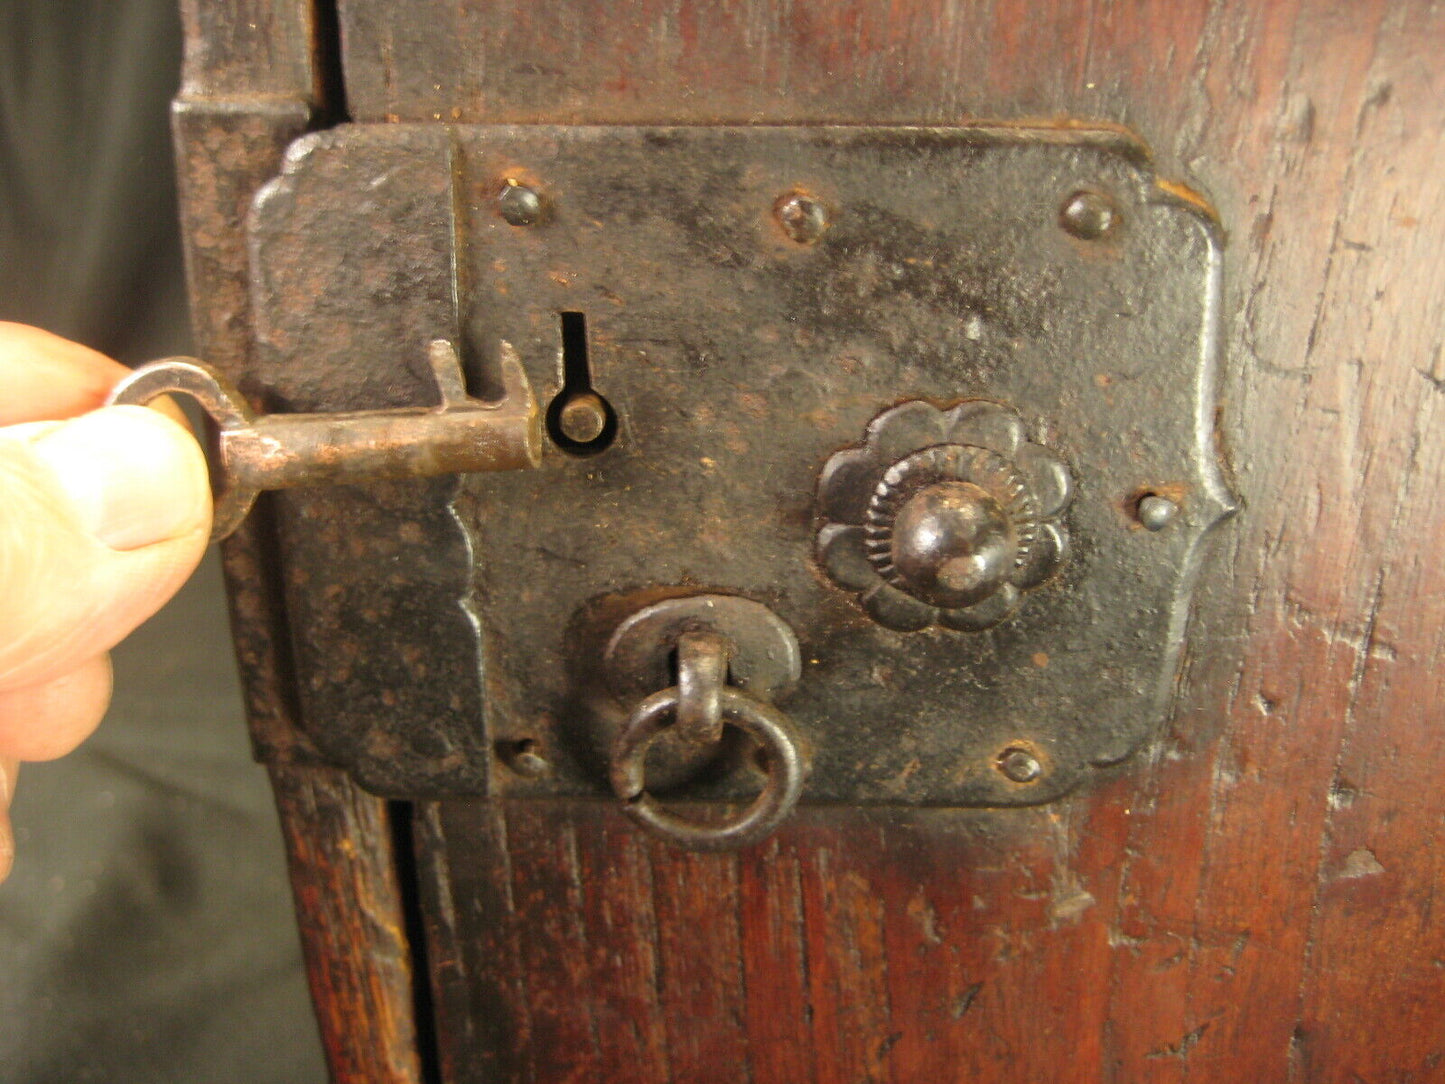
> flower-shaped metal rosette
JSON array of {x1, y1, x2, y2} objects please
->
[{"x1": 816, "y1": 400, "x2": 1073, "y2": 631}]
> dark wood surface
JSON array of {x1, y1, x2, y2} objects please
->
[
  {"x1": 176, "y1": 3, "x2": 425, "y2": 1080},
  {"x1": 269, "y1": 764, "x2": 425, "y2": 1082},
  {"x1": 326, "y1": 1, "x2": 1445, "y2": 1080}
]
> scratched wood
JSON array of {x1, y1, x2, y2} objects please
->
[
  {"x1": 178, "y1": 4, "x2": 427, "y2": 1081},
  {"x1": 268, "y1": 764, "x2": 426, "y2": 1082},
  {"x1": 320, "y1": 0, "x2": 1445, "y2": 1079}
]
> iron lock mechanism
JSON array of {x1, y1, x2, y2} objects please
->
[{"x1": 115, "y1": 121, "x2": 1236, "y2": 851}]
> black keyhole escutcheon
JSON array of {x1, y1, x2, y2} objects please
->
[{"x1": 546, "y1": 312, "x2": 617, "y2": 455}]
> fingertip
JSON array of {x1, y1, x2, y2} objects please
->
[
  {"x1": 0, "y1": 415, "x2": 210, "y2": 689},
  {"x1": 0, "y1": 815, "x2": 11, "y2": 885},
  {"x1": 25, "y1": 404, "x2": 213, "y2": 551},
  {"x1": 0, "y1": 323, "x2": 130, "y2": 424},
  {"x1": 0, "y1": 655, "x2": 113, "y2": 762},
  {"x1": 0, "y1": 758, "x2": 15, "y2": 884}
]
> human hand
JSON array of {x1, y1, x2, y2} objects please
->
[{"x1": 0, "y1": 322, "x2": 212, "y2": 881}]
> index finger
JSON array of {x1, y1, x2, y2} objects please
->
[{"x1": 0, "y1": 323, "x2": 132, "y2": 425}]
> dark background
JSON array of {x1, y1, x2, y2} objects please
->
[{"x1": 0, "y1": 2, "x2": 326, "y2": 1079}]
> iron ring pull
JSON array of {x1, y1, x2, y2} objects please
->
[
  {"x1": 610, "y1": 685, "x2": 809, "y2": 852},
  {"x1": 105, "y1": 339, "x2": 542, "y2": 544},
  {"x1": 106, "y1": 357, "x2": 260, "y2": 542}
]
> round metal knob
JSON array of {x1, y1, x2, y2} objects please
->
[
  {"x1": 816, "y1": 400, "x2": 1074, "y2": 632},
  {"x1": 890, "y1": 480, "x2": 1015, "y2": 608}
]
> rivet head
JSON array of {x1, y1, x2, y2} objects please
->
[
  {"x1": 997, "y1": 745, "x2": 1043, "y2": 784},
  {"x1": 775, "y1": 192, "x2": 829, "y2": 244},
  {"x1": 499, "y1": 738, "x2": 550, "y2": 778},
  {"x1": 497, "y1": 179, "x2": 544, "y2": 226},
  {"x1": 1137, "y1": 494, "x2": 1179, "y2": 531},
  {"x1": 1060, "y1": 189, "x2": 1120, "y2": 240}
]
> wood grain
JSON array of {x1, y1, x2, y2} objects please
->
[
  {"x1": 270, "y1": 764, "x2": 425, "y2": 1083},
  {"x1": 329, "y1": 1, "x2": 1445, "y2": 1079},
  {"x1": 177, "y1": 4, "x2": 426, "y2": 1081}
]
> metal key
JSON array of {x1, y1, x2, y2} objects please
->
[{"x1": 106, "y1": 339, "x2": 541, "y2": 542}]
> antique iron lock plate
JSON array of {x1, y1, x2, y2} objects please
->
[{"x1": 248, "y1": 123, "x2": 1234, "y2": 808}]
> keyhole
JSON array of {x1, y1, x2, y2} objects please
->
[{"x1": 546, "y1": 312, "x2": 617, "y2": 455}]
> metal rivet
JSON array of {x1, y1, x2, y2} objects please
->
[
  {"x1": 1060, "y1": 189, "x2": 1120, "y2": 240},
  {"x1": 1137, "y1": 494, "x2": 1179, "y2": 531},
  {"x1": 497, "y1": 179, "x2": 544, "y2": 226},
  {"x1": 499, "y1": 738, "x2": 550, "y2": 778},
  {"x1": 556, "y1": 392, "x2": 609, "y2": 444},
  {"x1": 997, "y1": 745, "x2": 1043, "y2": 784},
  {"x1": 774, "y1": 192, "x2": 829, "y2": 244}
]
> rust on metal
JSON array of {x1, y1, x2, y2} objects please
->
[
  {"x1": 610, "y1": 685, "x2": 810, "y2": 851},
  {"x1": 107, "y1": 338, "x2": 541, "y2": 542},
  {"x1": 603, "y1": 594, "x2": 807, "y2": 849},
  {"x1": 239, "y1": 122, "x2": 1236, "y2": 811},
  {"x1": 673, "y1": 630, "x2": 732, "y2": 746}
]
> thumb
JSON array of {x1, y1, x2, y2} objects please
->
[{"x1": 0, "y1": 405, "x2": 211, "y2": 760}]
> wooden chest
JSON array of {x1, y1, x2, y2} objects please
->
[{"x1": 176, "y1": 2, "x2": 1445, "y2": 1079}]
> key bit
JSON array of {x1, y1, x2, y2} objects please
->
[{"x1": 106, "y1": 339, "x2": 542, "y2": 542}]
